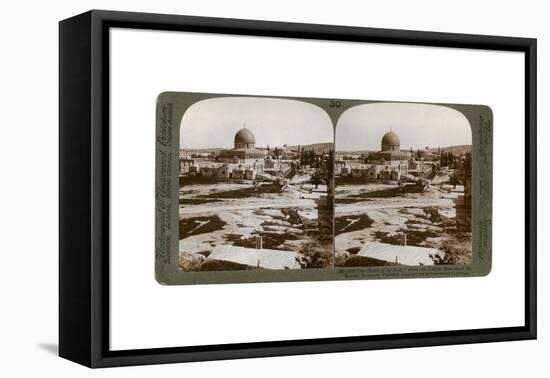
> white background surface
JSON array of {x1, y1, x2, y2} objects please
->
[
  {"x1": 0, "y1": 0, "x2": 547, "y2": 376},
  {"x1": 111, "y1": 29, "x2": 524, "y2": 350}
]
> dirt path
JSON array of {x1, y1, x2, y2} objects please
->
[
  {"x1": 336, "y1": 198, "x2": 453, "y2": 215},
  {"x1": 180, "y1": 198, "x2": 316, "y2": 218}
]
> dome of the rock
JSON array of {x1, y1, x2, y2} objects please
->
[
  {"x1": 381, "y1": 131, "x2": 400, "y2": 151},
  {"x1": 234, "y1": 127, "x2": 256, "y2": 148}
]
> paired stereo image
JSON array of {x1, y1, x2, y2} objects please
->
[{"x1": 176, "y1": 97, "x2": 472, "y2": 273}]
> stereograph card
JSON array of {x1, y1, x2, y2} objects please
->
[{"x1": 155, "y1": 92, "x2": 493, "y2": 285}]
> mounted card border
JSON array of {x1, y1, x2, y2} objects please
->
[{"x1": 155, "y1": 92, "x2": 492, "y2": 285}]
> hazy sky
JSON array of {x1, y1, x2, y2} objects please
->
[
  {"x1": 180, "y1": 97, "x2": 333, "y2": 149},
  {"x1": 336, "y1": 102, "x2": 472, "y2": 151}
]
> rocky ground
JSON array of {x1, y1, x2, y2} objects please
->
[
  {"x1": 178, "y1": 180, "x2": 333, "y2": 271},
  {"x1": 335, "y1": 183, "x2": 472, "y2": 266}
]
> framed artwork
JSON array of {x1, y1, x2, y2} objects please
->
[{"x1": 59, "y1": 10, "x2": 537, "y2": 368}]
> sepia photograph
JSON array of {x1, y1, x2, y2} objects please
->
[
  {"x1": 177, "y1": 97, "x2": 334, "y2": 271},
  {"x1": 156, "y1": 92, "x2": 491, "y2": 284},
  {"x1": 334, "y1": 102, "x2": 473, "y2": 267}
]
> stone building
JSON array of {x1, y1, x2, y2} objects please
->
[
  {"x1": 349, "y1": 163, "x2": 407, "y2": 181},
  {"x1": 179, "y1": 158, "x2": 194, "y2": 174},
  {"x1": 197, "y1": 161, "x2": 263, "y2": 180},
  {"x1": 218, "y1": 126, "x2": 267, "y2": 163},
  {"x1": 367, "y1": 130, "x2": 412, "y2": 164}
]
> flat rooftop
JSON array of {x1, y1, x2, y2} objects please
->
[{"x1": 358, "y1": 242, "x2": 442, "y2": 266}]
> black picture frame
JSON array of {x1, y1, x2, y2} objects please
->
[{"x1": 59, "y1": 9, "x2": 537, "y2": 368}]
